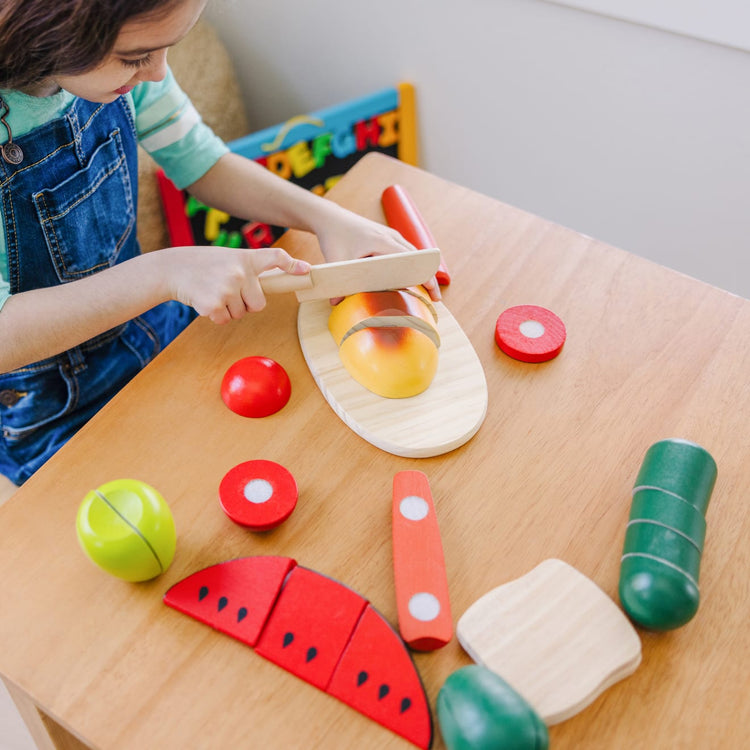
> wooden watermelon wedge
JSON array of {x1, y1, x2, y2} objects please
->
[{"x1": 164, "y1": 556, "x2": 433, "y2": 749}]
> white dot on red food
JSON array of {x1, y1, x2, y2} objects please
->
[
  {"x1": 399, "y1": 495, "x2": 429, "y2": 521},
  {"x1": 495, "y1": 305, "x2": 566, "y2": 363},
  {"x1": 244, "y1": 479, "x2": 274, "y2": 504},
  {"x1": 219, "y1": 460, "x2": 297, "y2": 530},
  {"x1": 408, "y1": 592, "x2": 441, "y2": 622},
  {"x1": 519, "y1": 320, "x2": 546, "y2": 339}
]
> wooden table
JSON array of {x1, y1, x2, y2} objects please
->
[{"x1": 1, "y1": 153, "x2": 749, "y2": 749}]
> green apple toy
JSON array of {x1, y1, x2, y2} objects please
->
[{"x1": 76, "y1": 479, "x2": 176, "y2": 582}]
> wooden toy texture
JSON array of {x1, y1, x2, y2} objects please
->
[
  {"x1": 457, "y1": 559, "x2": 642, "y2": 725},
  {"x1": 165, "y1": 558, "x2": 433, "y2": 748},
  {"x1": 259, "y1": 248, "x2": 440, "y2": 302},
  {"x1": 297, "y1": 297, "x2": 487, "y2": 457},
  {"x1": 381, "y1": 185, "x2": 452, "y2": 286},
  {"x1": 3, "y1": 155, "x2": 750, "y2": 750},
  {"x1": 392, "y1": 471, "x2": 453, "y2": 650},
  {"x1": 218, "y1": 460, "x2": 298, "y2": 530}
]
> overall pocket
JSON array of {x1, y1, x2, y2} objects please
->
[
  {"x1": 32, "y1": 129, "x2": 135, "y2": 281},
  {"x1": 0, "y1": 361, "x2": 77, "y2": 444}
]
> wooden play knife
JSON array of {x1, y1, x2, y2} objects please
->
[{"x1": 258, "y1": 247, "x2": 440, "y2": 302}]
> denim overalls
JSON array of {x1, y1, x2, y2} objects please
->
[{"x1": 0, "y1": 95, "x2": 195, "y2": 484}]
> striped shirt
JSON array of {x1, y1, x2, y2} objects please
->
[{"x1": 0, "y1": 67, "x2": 228, "y2": 310}]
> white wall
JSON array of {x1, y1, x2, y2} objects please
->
[
  {"x1": 543, "y1": 0, "x2": 750, "y2": 51},
  {"x1": 206, "y1": 0, "x2": 750, "y2": 298}
]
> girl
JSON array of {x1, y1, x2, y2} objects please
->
[{"x1": 0, "y1": 0, "x2": 437, "y2": 484}]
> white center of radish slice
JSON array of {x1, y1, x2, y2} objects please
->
[
  {"x1": 409, "y1": 592, "x2": 441, "y2": 621},
  {"x1": 519, "y1": 320, "x2": 545, "y2": 339},
  {"x1": 399, "y1": 495, "x2": 429, "y2": 521},
  {"x1": 244, "y1": 479, "x2": 274, "y2": 504}
]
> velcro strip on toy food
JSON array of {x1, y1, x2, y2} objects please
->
[{"x1": 328, "y1": 286, "x2": 441, "y2": 398}]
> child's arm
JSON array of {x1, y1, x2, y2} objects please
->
[
  {"x1": 0, "y1": 246, "x2": 309, "y2": 374},
  {"x1": 187, "y1": 153, "x2": 441, "y2": 301}
]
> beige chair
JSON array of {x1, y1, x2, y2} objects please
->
[{"x1": 0, "y1": 21, "x2": 249, "y2": 508}]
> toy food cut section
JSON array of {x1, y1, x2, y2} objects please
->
[
  {"x1": 328, "y1": 285, "x2": 440, "y2": 398},
  {"x1": 298, "y1": 294, "x2": 487, "y2": 457}
]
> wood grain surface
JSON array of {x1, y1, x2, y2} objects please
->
[
  {"x1": 456, "y1": 558, "x2": 642, "y2": 725},
  {"x1": 1, "y1": 153, "x2": 749, "y2": 749},
  {"x1": 297, "y1": 296, "x2": 487, "y2": 457}
]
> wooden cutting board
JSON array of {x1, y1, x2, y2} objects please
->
[
  {"x1": 456, "y1": 559, "x2": 642, "y2": 725},
  {"x1": 297, "y1": 298, "x2": 487, "y2": 458}
]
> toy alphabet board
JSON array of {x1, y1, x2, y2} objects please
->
[{"x1": 157, "y1": 84, "x2": 418, "y2": 249}]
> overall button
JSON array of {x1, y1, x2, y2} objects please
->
[{"x1": 0, "y1": 389, "x2": 25, "y2": 407}]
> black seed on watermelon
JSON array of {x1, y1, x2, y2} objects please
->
[
  {"x1": 218, "y1": 596, "x2": 228, "y2": 612},
  {"x1": 327, "y1": 604, "x2": 433, "y2": 749},
  {"x1": 163, "y1": 556, "x2": 297, "y2": 649},
  {"x1": 306, "y1": 647, "x2": 318, "y2": 663},
  {"x1": 378, "y1": 684, "x2": 390, "y2": 700},
  {"x1": 255, "y1": 565, "x2": 368, "y2": 692},
  {"x1": 166, "y1": 560, "x2": 433, "y2": 749}
]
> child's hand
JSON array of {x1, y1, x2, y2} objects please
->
[
  {"x1": 164, "y1": 246, "x2": 310, "y2": 324},
  {"x1": 315, "y1": 207, "x2": 441, "y2": 302}
]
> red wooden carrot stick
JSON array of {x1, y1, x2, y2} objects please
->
[
  {"x1": 392, "y1": 470, "x2": 453, "y2": 651},
  {"x1": 382, "y1": 184, "x2": 451, "y2": 286}
]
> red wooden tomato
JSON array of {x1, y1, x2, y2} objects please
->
[
  {"x1": 495, "y1": 305, "x2": 566, "y2": 363},
  {"x1": 221, "y1": 356, "x2": 291, "y2": 417},
  {"x1": 219, "y1": 460, "x2": 298, "y2": 531}
]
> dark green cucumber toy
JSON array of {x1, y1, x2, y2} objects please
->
[{"x1": 619, "y1": 439, "x2": 717, "y2": 630}]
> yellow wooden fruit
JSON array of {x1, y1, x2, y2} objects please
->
[{"x1": 328, "y1": 286, "x2": 440, "y2": 398}]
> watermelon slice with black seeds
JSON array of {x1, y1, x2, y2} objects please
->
[
  {"x1": 328, "y1": 603, "x2": 433, "y2": 750},
  {"x1": 163, "y1": 556, "x2": 433, "y2": 749},
  {"x1": 255, "y1": 565, "x2": 368, "y2": 689},
  {"x1": 163, "y1": 555, "x2": 295, "y2": 647}
]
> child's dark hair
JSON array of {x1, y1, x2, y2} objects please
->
[{"x1": 0, "y1": 0, "x2": 184, "y2": 90}]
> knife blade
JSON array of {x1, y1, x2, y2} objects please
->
[{"x1": 258, "y1": 247, "x2": 441, "y2": 302}]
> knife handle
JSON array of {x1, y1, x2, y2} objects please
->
[
  {"x1": 392, "y1": 470, "x2": 453, "y2": 651},
  {"x1": 258, "y1": 268, "x2": 313, "y2": 295},
  {"x1": 382, "y1": 185, "x2": 451, "y2": 286}
]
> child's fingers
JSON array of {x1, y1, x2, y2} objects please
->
[
  {"x1": 423, "y1": 275, "x2": 442, "y2": 301},
  {"x1": 253, "y1": 247, "x2": 311, "y2": 276},
  {"x1": 240, "y1": 282, "x2": 266, "y2": 313},
  {"x1": 226, "y1": 294, "x2": 253, "y2": 319},
  {"x1": 208, "y1": 306, "x2": 232, "y2": 325}
]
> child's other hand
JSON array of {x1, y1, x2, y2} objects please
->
[
  {"x1": 316, "y1": 207, "x2": 441, "y2": 302},
  {"x1": 164, "y1": 246, "x2": 310, "y2": 324}
]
